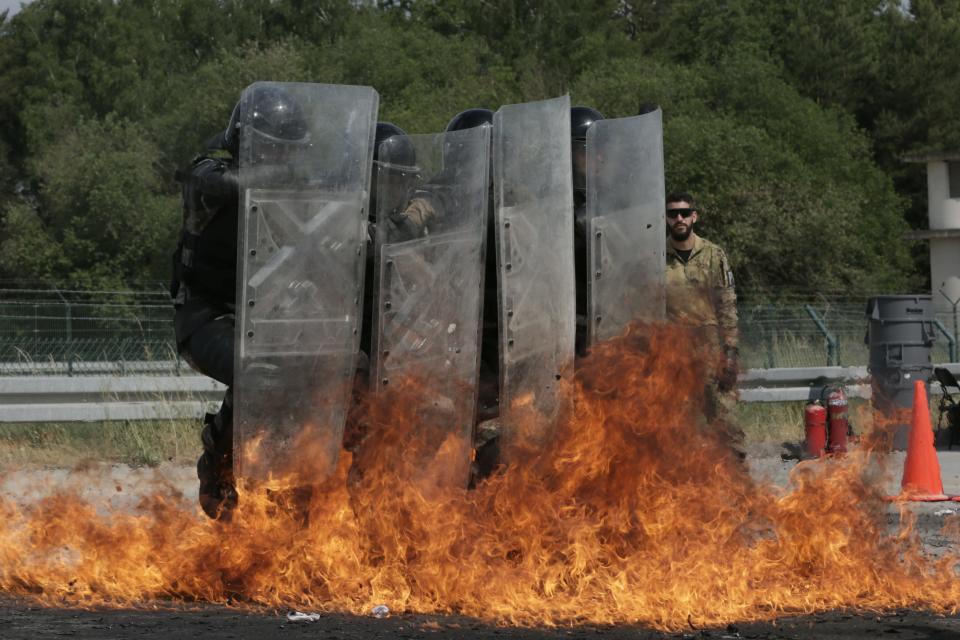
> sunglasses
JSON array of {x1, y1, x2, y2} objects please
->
[{"x1": 666, "y1": 208, "x2": 695, "y2": 219}]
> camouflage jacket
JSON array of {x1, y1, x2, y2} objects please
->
[{"x1": 665, "y1": 235, "x2": 738, "y2": 350}]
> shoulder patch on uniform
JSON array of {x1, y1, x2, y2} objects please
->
[{"x1": 715, "y1": 247, "x2": 734, "y2": 288}]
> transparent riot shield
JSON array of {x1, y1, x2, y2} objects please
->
[
  {"x1": 493, "y1": 96, "x2": 576, "y2": 453},
  {"x1": 369, "y1": 126, "x2": 490, "y2": 488},
  {"x1": 585, "y1": 110, "x2": 666, "y2": 345},
  {"x1": 234, "y1": 82, "x2": 378, "y2": 482}
]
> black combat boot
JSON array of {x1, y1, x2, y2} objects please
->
[{"x1": 197, "y1": 396, "x2": 237, "y2": 520}]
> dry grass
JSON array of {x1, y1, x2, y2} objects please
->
[
  {"x1": 0, "y1": 398, "x2": 825, "y2": 469},
  {"x1": 0, "y1": 419, "x2": 200, "y2": 469},
  {"x1": 735, "y1": 401, "x2": 806, "y2": 446}
]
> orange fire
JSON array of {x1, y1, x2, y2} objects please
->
[{"x1": 0, "y1": 324, "x2": 958, "y2": 630}]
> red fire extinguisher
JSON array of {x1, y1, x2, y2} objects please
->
[
  {"x1": 804, "y1": 400, "x2": 827, "y2": 458},
  {"x1": 824, "y1": 386, "x2": 849, "y2": 455}
]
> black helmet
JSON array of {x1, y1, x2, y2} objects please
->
[
  {"x1": 445, "y1": 108, "x2": 493, "y2": 133},
  {"x1": 371, "y1": 122, "x2": 418, "y2": 224},
  {"x1": 374, "y1": 121, "x2": 417, "y2": 169},
  {"x1": 571, "y1": 106, "x2": 603, "y2": 193},
  {"x1": 637, "y1": 102, "x2": 660, "y2": 116},
  {"x1": 570, "y1": 105, "x2": 604, "y2": 141},
  {"x1": 220, "y1": 85, "x2": 310, "y2": 155}
]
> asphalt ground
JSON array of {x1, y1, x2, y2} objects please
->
[
  {"x1": 2, "y1": 598, "x2": 960, "y2": 639},
  {"x1": 2, "y1": 451, "x2": 960, "y2": 639}
]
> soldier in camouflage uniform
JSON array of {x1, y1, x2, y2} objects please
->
[{"x1": 664, "y1": 193, "x2": 742, "y2": 447}]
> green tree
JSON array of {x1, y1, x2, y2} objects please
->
[
  {"x1": 0, "y1": 0, "x2": 947, "y2": 296},
  {"x1": 404, "y1": 0, "x2": 633, "y2": 95},
  {"x1": 574, "y1": 53, "x2": 913, "y2": 294},
  {"x1": 307, "y1": 10, "x2": 518, "y2": 132},
  {"x1": 0, "y1": 116, "x2": 177, "y2": 288}
]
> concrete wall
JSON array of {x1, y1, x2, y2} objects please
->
[
  {"x1": 926, "y1": 160, "x2": 960, "y2": 314},
  {"x1": 926, "y1": 160, "x2": 960, "y2": 229},
  {"x1": 932, "y1": 239, "x2": 960, "y2": 314}
]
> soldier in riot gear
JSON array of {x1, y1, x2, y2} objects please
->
[
  {"x1": 445, "y1": 108, "x2": 497, "y2": 412},
  {"x1": 349, "y1": 117, "x2": 490, "y2": 488},
  {"x1": 353, "y1": 121, "x2": 443, "y2": 442},
  {"x1": 443, "y1": 108, "x2": 502, "y2": 479},
  {"x1": 488, "y1": 96, "x2": 578, "y2": 465},
  {"x1": 369, "y1": 120, "x2": 479, "y2": 241},
  {"x1": 573, "y1": 104, "x2": 668, "y2": 353},
  {"x1": 360, "y1": 118, "x2": 489, "y2": 366},
  {"x1": 371, "y1": 122, "x2": 424, "y2": 239},
  {"x1": 171, "y1": 85, "x2": 309, "y2": 519},
  {"x1": 570, "y1": 106, "x2": 605, "y2": 355},
  {"x1": 358, "y1": 122, "x2": 420, "y2": 368}
]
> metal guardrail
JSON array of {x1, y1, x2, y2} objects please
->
[
  {"x1": 0, "y1": 374, "x2": 225, "y2": 422},
  {"x1": 738, "y1": 363, "x2": 960, "y2": 403},
  {"x1": 738, "y1": 366, "x2": 869, "y2": 403},
  {"x1": 1, "y1": 365, "x2": 959, "y2": 422},
  {"x1": 0, "y1": 359, "x2": 183, "y2": 376}
]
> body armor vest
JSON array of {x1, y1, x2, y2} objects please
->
[{"x1": 170, "y1": 155, "x2": 239, "y2": 344}]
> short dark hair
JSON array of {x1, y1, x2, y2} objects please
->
[{"x1": 666, "y1": 192, "x2": 697, "y2": 211}]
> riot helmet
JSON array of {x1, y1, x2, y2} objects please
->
[
  {"x1": 445, "y1": 108, "x2": 494, "y2": 133},
  {"x1": 371, "y1": 122, "x2": 419, "y2": 222},
  {"x1": 443, "y1": 108, "x2": 493, "y2": 181},
  {"x1": 220, "y1": 85, "x2": 310, "y2": 160},
  {"x1": 570, "y1": 106, "x2": 604, "y2": 192},
  {"x1": 637, "y1": 102, "x2": 660, "y2": 116},
  {"x1": 374, "y1": 122, "x2": 417, "y2": 167}
]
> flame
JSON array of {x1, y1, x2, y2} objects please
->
[{"x1": 1, "y1": 323, "x2": 958, "y2": 629}]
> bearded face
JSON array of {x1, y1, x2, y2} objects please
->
[{"x1": 666, "y1": 203, "x2": 697, "y2": 242}]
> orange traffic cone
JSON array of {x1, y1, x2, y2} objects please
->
[{"x1": 894, "y1": 380, "x2": 951, "y2": 502}]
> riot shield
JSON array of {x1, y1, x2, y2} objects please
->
[
  {"x1": 234, "y1": 82, "x2": 378, "y2": 482},
  {"x1": 369, "y1": 126, "x2": 490, "y2": 488},
  {"x1": 493, "y1": 96, "x2": 576, "y2": 453},
  {"x1": 585, "y1": 110, "x2": 666, "y2": 345}
]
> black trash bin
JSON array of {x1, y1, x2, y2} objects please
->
[{"x1": 866, "y1": 295, "x2": 935, "y2": 450}]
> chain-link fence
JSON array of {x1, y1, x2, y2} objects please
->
[
  {"x1": 1, "y1": 288, "x2": 958, "y2": 375},
  {"x1": 740, "y1": 297, "x2": 958, "y2": 368},
  {"x1": 0, "y1": 288, "x2": 181, "y2": 375}
]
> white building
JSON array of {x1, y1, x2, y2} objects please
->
[{"x1": 905, "y1": 153, "x2": 960, "y2": 315}]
